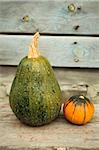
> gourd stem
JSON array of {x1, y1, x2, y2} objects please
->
[
  {"x1": 79, "y1": 96, "x2": 84, "y2": 99},
  {"x1": 28, "y1": 32, "x2": 40, "y2": 58}
]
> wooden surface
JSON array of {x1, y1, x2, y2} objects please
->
[
  {"x1": 0, "y1": 66, "x2": 99, "y2": 149},
  {"x1": 0, "y1": 96, "x2": 99, "y2": 150},
  {"x1": 0, "y1": 35, "x2": 99, "y2": 67},
  {"x1": 0, "y1": 0, "x2": 99, "y2": 34}
]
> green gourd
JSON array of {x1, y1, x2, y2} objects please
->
[{"x1": 9, "y1": 32, "x2": 62, "y2": 126}]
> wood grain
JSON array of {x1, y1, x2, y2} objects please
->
[
  {"x1": 0, "y1": 0, "x2": 99, "y2": 34},
  {"x1": 0, "y1": 96, "x2": 99, "y2": 150},
  {"x1": 0, "y1": 35, "x2": 99, "y2": 68}
]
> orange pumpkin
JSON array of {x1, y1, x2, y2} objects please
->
[{"x1": 63, "y1": 95, "x2": 94, "y2": 125}]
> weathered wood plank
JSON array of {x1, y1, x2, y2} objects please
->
[
  {"x1": 0, "y1": 95, "x2": 99, "y2": 150},
  {"x1": 0, "y1": 35, "x2": 99, "y2": 67},
  {"x1": 0, "y1": 0, "x2": 99, "y2": 34}
]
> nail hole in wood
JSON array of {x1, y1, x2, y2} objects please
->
[
  {"x1": 85, "y1": 84, "x2": 89, "y2": 88},
  {"x1": 74, "y1": 25, "x2": 80, "y2": 31},
  {"x1": 22, "y1": 15, "x2": 29, "y2": 22},
  {"x1": 74, "y1": 57, "x2": 79, "y2": 62},
  {"x1": 68, "y1": 3, "x2": 76, "y2": 12},
  {"x1": 73, "y1": 42, "x2": 77, "y2": 44},
  {"x1": 77, "y1": 6, "x2": 81, "y2": 11}
]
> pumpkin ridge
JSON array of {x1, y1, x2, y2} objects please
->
[
  {"x1": 83, "y1": 96, "x2": 92, "y2": 105},
  {"x1": 71, "y1": 103, "x2": 77, "y2": 122},
  {"x1": 83, "y1": 102, "x2": 86, "y2": 124},
  {"x1": 72, "y1": 99, "x2": 78, "y2": 104},
  {"x1": 63, "y1": 99, "x2": 73, "y2": 110},
  {"x1": 88, "y1": 100, "x2": 94, "y2": 109}
]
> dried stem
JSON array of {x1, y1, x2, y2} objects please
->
[{"x1": 28, "y1": 32, "x2": 40, "y2": 58}]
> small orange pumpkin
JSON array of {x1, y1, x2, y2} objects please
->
[{"x1": 63, "y1": 95, "x2": 94, "y2": 125}]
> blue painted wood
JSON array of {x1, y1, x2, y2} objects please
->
[
  {"x1": 0, "y1": 35, "x2": 99, "y2": 68},
  {"x1": 0, "y1": 0, "x2": 99, "y2": 34}
]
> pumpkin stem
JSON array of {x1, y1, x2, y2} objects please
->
[
  {"x1": 79, "y1": 96, "x2": 84, "y2": 99},
  {"x1": 28, "y1": 32, "x2": 40, "y2": 58}
]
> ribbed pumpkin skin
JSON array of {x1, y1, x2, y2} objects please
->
[
  {"x1": 9, "y1": 56, "x2": 61, "y2": 126},
  {"x1": 63, "y1": 95, "x2": 94, "y2": 125}
]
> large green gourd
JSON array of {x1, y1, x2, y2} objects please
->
[{"x1": 9, "y1": 33, "x2": 62, "y2": 126}]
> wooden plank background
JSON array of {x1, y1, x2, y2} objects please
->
[
  {"x1": 0, "y1": 0, "x2": 99, "y2": 34},
  {"x1": 0, "y1": 35, "x2": 99, "y2": 67}
]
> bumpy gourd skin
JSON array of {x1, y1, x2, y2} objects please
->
[{"x1": 9, "y1": 56, "x2": 62, "y2": 126}]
